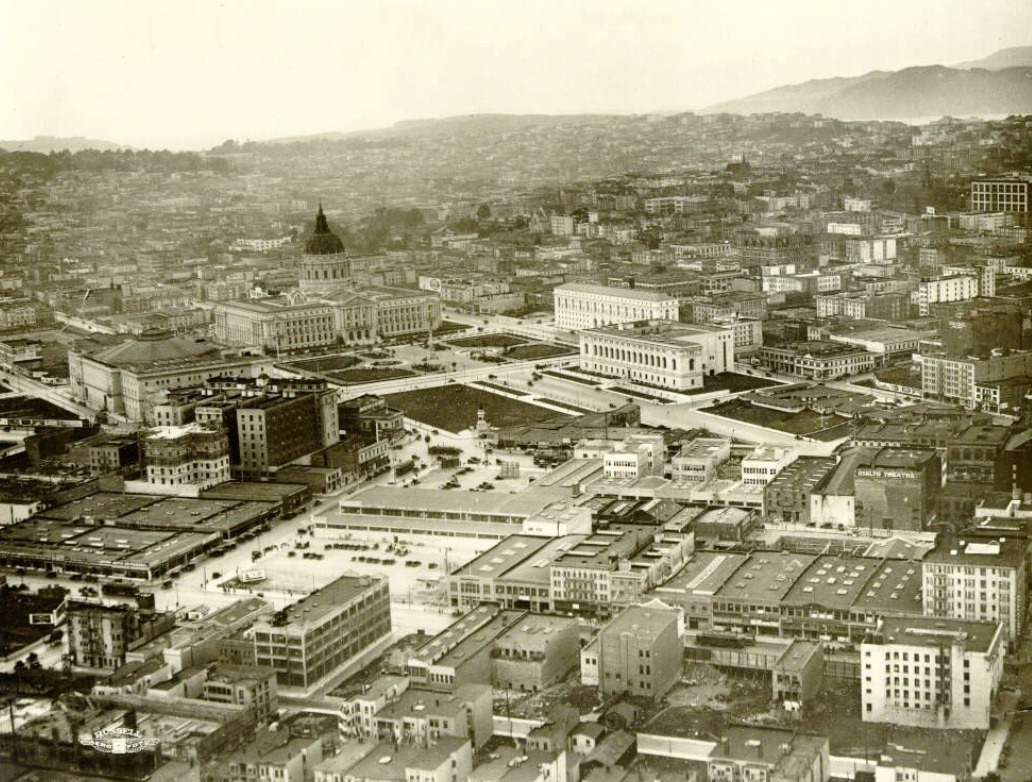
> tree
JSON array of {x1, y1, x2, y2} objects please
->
[{"x1": 476, "y1": 204, "x2": 491, "y2": 220}]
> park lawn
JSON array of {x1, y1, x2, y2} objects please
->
[
  {"x1": 447, "y1": 334, "x2": 527, "y2": 348},
  {"x1": 385, "y1": 384, "x2": 570, "y2": 432},
  {"x1": 504, "y1": 344, "x2": 576, "y2": 360},
  {"x1": 331, "y1": 368, "x2": 417, "y2": 384},
  {"x1": 283, "y1": 354, "x2": 362, "y2": 372}
]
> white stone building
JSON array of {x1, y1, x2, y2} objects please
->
[
  {"x1": 578, "y1": 320, "x2": 734, "y2": 391},
  {"x1": 554, "y1": 283, "x2": 678, "y2": 331},
  {"x1": 861, "y1": 617, "x2": 1003, "y2": 730}
]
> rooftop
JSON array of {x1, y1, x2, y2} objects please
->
[
  {"x1": 272, "y1": 575, "x2": 384, "y2": 629},
  {"x1": 558, "y1": 282, "x2": 678, "y2": 302},
  {"x1": 924, "y1": 535, "x2": 1027, "y2": 568},
  {"x1": 848, "y1": 558, "x2": 924, "y2": 615},
  {"x1": 782, "y1": 555, "x2": 882, "y2": 610},
  {"x1": 602, "y1": 604, "x2": 679, "y2": 641},
  {"x1": 713, "y1": 552, "x2": 815, "y2": 603},
  {"x1": 873, "y1": 616, "x2": 1001, "y2": 653},
  {"x1": 657, "y1": 552, "x2": 749, "y2": 597}
]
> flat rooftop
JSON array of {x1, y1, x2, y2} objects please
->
[
  {"x1": 341, "y1": 737, "x2": 468, "y2": 780},
  {"x1": 451, "y1": 536, "x2": 552, "y2": 579},
  {"x1": 410, "y1": 604, "x2": 510, "y2": 666},
  {"x1": 604, "y1": 605, "x2": 679, "y2": 641},
  {"x1": 554, "y1": 530, "x2": 645, "y2": 568},
  {"x1": 781, "y1": 555, "x2": 881, "y2": 610},
  {"x1": 276, "y1": 576, "x2": 384, "y2": 628},
  {"x1": 766, "y1": 456, "x2": 837, "y2": 492},
  {"x1": 558, "y1": 282, "x2": 678, "y2": 301},
  {"x1": 714, "y1": 552, "x2": 815, "y2": 604},
  {"x1": 657, "y1": 552, "x2": 748, "y2": 597},
  {"x1": 340, "y1": 485, "x2": 562, "y2": 518},
  {"x1": 874, "y1": 616, "x2": 1000, "y2": 653},
  {"x1": 924, "y1": 535, "x2": 1026, "y2": 569},
  {"x1": 851, "y1": 559, "x2": 925, "y2": 615}
]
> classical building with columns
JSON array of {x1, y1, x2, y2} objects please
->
[
  {"x1": 215, "y1": 207, "x2": 439, "y2": 351},
  {"x1": 554, "y1": 282, "x2": 679, "y2": 331},
  {"x1": 578, "y1": 320, "x2": 735, "y2": 391}
]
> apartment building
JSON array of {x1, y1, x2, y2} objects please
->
[
  {"x1": 917, "y1": 350, "x2": 1032, "y2": 411},
  {"x1": 250, "y1": 576, "x2": 391, "y2": 689},
  {"x1": 142, "y1": 423, "x2": 231, "y2": 493},
  {"x1": 235, "y1": 390, "x2": 339, "y2": 478},
  {"x1": 916, "y1": 275, "x2": 979, "y2": 316},
  {"x1": 922, "y1": 535, "x2": 1027, "y2": 642},
  {"x1": 861, "y1": 617, "x2": 1004, "y2": 730},
  {"x1": 553, "y1": 282, "x2": 678, "y2": 331}
]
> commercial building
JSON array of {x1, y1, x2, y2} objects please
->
[
  {"x1": 406, "y1": 604, "x2": 525, "y2": 692},
  {"x1": 922, "y1": 535, "x2": 1027, "y2": 642},
  {"x1": 588, "y1": 604, "x2": 682, "y2": 701},
  {"x1": 550, "y1": 529, "x2": 659, "y2": 614},
  {"x1": 853, "y1": 449, "x2": 942, "y2": 532},
  {"x1": 970, "y1": 177, "x2": 1030, "y2": 214},
  {"x1": 250, "y1": 575, "x2": 391, "y2": 689},
  {"x1": 553, "y1": 282, "x2": 678, "y2": 331},
  {"x1": 757, "y1": 341, "x2": 876, "y2": 380},
  {"x1": 707, "y1": 726, "x2": 829, "y2": 782},
  {"x1": 201, "y1": 664, "x2": 278, "y2": 722},
  {"x1": 670, "y1": 437, "x2": 731, "y2": 483},
  {"x1": 741, "y1": 446, "x2": 796, "y2": 486},
  {"x1": 763, "y1": 456, "x2": 838, "y2": 526},
  {"x1": 319, "y1": 737, "x2": 473, "y2": 782},
  {"x1": 578, "y1": 319, "x2": 735, "y2": 390},
  {"x1": 772, "y1": 640, "x2": 824, "y2": 708},
  {"x1": 861, "y1": 617, "x2": 1004, "y2": 730},
  {"x1": 602, "y1": 433, "x2": 665, "y2": 479},
  {"x1": 491, "y1": 613, "x2": 580, "y2": 694}
]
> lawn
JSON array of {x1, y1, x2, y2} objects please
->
[
  {"x1": 283, "y1": 354, "x2": 362, "y2": 372},
  {"x1": 504, "y1": 344, "x2": 575, "y2": 360},
  {"x1": 432, "y1": 320, "x2": 472, "y2": 336},
  {"x1": 703, "y1": 372, "x2": 779, "y2": 393},
  {"x1": 385, "y1": 384, "x2": 570, "y2": 432},
  {"x1": 703, "y1": 399, "x2": 848, "y2": 436},
  {"x1": 612, "y1": 386, "x2": 674, "y2": 404},
  {"x1": 330, "y1": 368, "x2": 417, "y2": 384},
  {"x1": 542, "y1": 370, "x2": 600, "y2": 386},
  {"x1": 471, "y1": 380, "x2": 529, "y2": 396},
  {"x1": 447, "y1": 334, "x2": 527, "y2": 348}
]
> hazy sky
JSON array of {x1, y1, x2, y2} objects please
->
[{"x1": 2, "y1": 0, "x2": 1030, "y2": 150}]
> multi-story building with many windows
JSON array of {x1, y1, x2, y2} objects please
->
[
  {"x1": 553, "y1": 283, "x2": 678, "y2": 331},
  {"x1": 922, "y1": 535, "x2": 1027, "y2": 643},
  {"x1": 142, "y1": 423, "x2": 231, "y2": 493},
  {"x1": 757, "y1": 341, "x2": 876, "y2": 380},
  {"x1": 578, "y1": 319, "x2": 735, "y2": 390},
  {"x1": 917, "y1": 350, "x2": 1032, "y2": 410},
  {"x1": 250, "y1": 575, "x2": 391, "y2": 689},
  {"x1": 861, "y1": 616, "x2": 1004, "y2": 730},
  {"x1": 583, "y1": 604, "x2": 682, "y2": 701},
  {"x1": 970, "y1": 177, "x2": 1030, "y2": 214}
]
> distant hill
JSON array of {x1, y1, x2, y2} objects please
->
[
  {"x1": 0, "y1": 136, "x2": 128, "y2": 153},
  {"x1": 954, "y1": 45, "x2": 1032, "y2": 70},
  {"x1": 266, "y1": 113, "x2": 628, "y2": 144},
  {"x1": 705, "y1": 64, "x2": 1032, "y2": 120}
]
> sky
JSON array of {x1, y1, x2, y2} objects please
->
[{"x1": 2, "y1": 0, "x2": 1031, "y2": 150}]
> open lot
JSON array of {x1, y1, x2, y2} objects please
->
[{"x1": 385, "y1": 384, "x2": 570, "y2": 432}]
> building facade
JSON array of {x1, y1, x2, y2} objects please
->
[
  {"x1": 554, "y1": 283, "x2": 678, "y2": 331},
  {"x1": 861, "y1": 617, "x2": 1003, "y2": 730},
  {"x1": 578, "y1": 320, "x2": 735, "y2": 390}
]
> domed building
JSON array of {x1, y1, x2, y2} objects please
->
[{"x1": 299, "y1": 205, "x2": 352, "y2": 295}]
